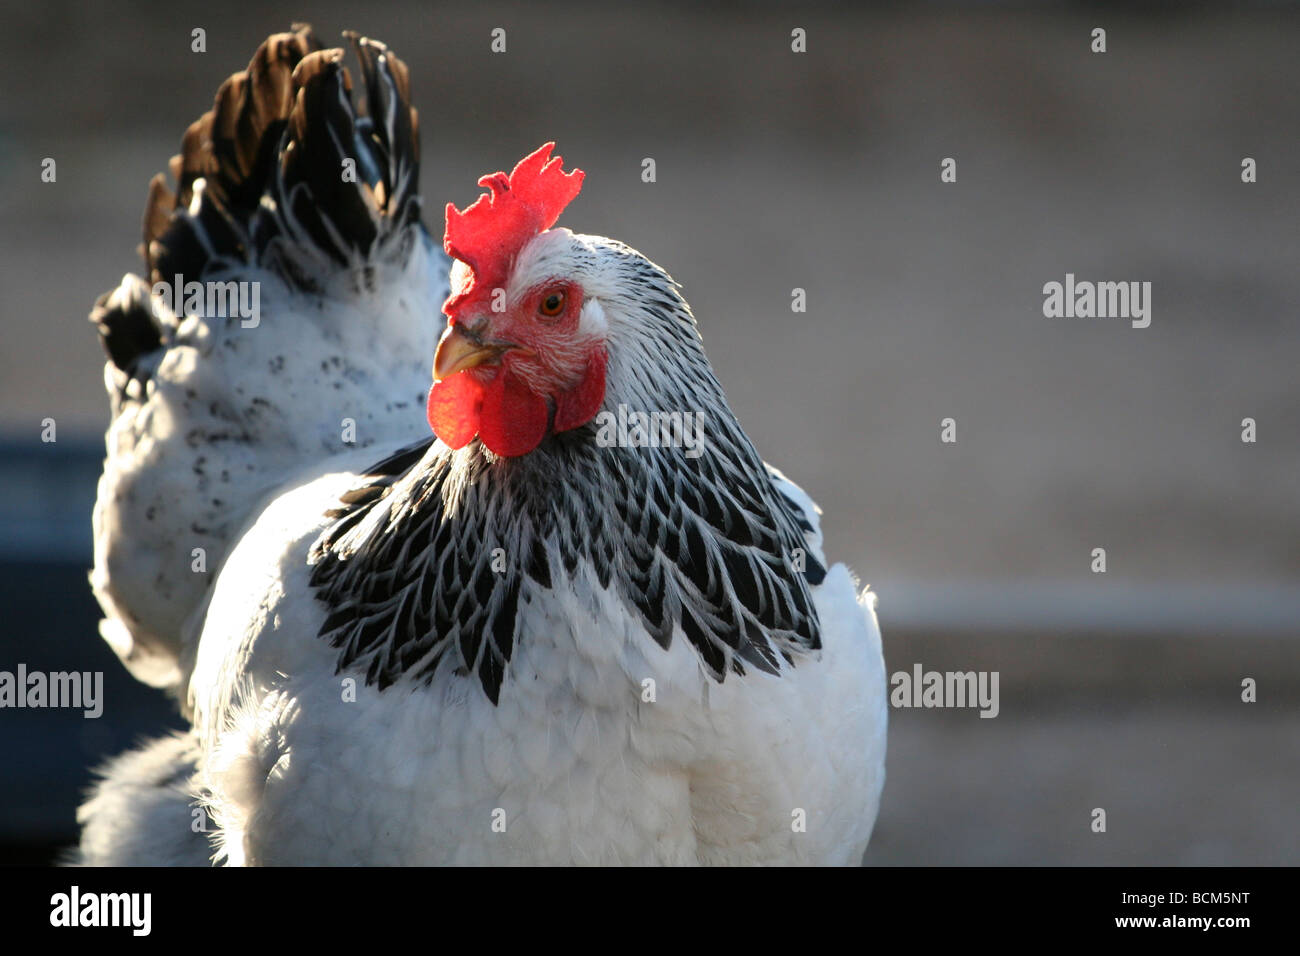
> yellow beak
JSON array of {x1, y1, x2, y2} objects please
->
[{"x1": 433, "y1": 323, "x2": 515, "y2": 382}]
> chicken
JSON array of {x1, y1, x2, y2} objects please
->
[
  {"x1": 79, "y1": 30, "x2": 887, "y2": 866},
  {"x1": 87, "y1": 26, "x2": 441, "y2": 692},
  {"x1": 76, "y1": 26, "x2": 441, "y2": 864}
]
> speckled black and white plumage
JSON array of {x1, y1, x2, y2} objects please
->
[
  {"x1": 79, "y1": 29, "x2": 444, "y2": 865},
  {"x1": 88, "y1": 27, "x2": 444, "y2": 692}
]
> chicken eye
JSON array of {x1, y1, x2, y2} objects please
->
[{"x1": 538, "y1": 291, "x2": 565, "y2": 318}]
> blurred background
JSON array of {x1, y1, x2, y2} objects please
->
[{"x1": 0, "y1": 1, "x2": 1297, "y2": 864}]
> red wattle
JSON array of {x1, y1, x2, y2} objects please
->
[
  {"x1": 553, "y1": 347, "x2": 608, "y2": 433},
  {"x1": 426, "y1": 372, "x2": 484, "y2": 449},
  {"x1": 478, "y1": 367, "x2": 549, "y2": 457}
]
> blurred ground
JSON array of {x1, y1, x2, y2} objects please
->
[{"x1": 0, "y1": 2, "x2": 1296, "y2": 864}]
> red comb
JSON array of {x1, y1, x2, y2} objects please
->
[{"x1": 443, "y1": 143, "x2": 584, "y2": 317}]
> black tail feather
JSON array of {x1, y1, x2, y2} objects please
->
[
  {"x1": 90, "y1": 276, "x2": 165, "y2": 386},
  {"x1": 141, "y1": 25, "x2": 422, "y2": 291}
]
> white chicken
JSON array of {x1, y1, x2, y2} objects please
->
[{"x1": 78, "y1": 27, "x2": 887, "y2": 866}]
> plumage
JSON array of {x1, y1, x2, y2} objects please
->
[{"x1": 78, "y1": 28, "x2": 887, "y2": 866}]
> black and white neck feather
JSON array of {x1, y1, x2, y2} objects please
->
[{"x1": 309, "y1": 238, "x2": 826, "y2": 704}]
